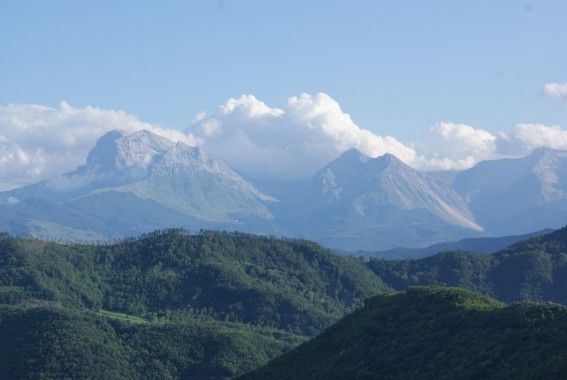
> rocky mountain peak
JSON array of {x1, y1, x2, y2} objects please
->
[
  {"x1": 154, "y1": 142, "x2": 226, "y2": 174},
  {"x1": 83, "y1": 129, "x2": 175, "y2": 173}
]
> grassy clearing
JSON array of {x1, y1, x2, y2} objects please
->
[{"x1": 97, "y1": 309, "x2": 149, "y2": 324}]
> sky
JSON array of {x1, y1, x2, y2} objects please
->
[{"x1": 1, "y1": 1, "x2": 567, "y2": 189}]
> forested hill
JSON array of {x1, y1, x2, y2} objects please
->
[
  {"x1": 0, "y1": 230, "x2": 388, "y2": 334},
  {"x1": 0, "y1": 303, "x2": 305, "y2": 379},
  {"x1": 240, "y1": 286, "x2": 567, "y2": 380},
  {"x1": 0, "y1": 230, "x2": 389, "y2": 379},
  {"x1": 368, "y1": 226, "x2": 567, "y2": 304},
  {"x1": 3, "y1": 227, "x2": 567, "y2": 378}
]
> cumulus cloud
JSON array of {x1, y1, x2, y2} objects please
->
[
  {"x1": 497, "y1": 123, "x2": 567, "y2": 155},
  {"x1": 189, "y1": 93, "x2": 567, "y2": 177},
  {"x1": 415, "y1": 122, "x2": 567, "y2": 171},
  {"x1": 189, "y1": 93, "x2": 416, "y2": 180},
  {"x1": 414, "y1": 122, "x2": 498, "y2": 171},
  {"x1": 0, "y1": 102, "x2": 196, "y2": 190},
  {"x1": 187, "y1": 93, "x2": 567, "y2": 178},
  {"x1": 543, "y1": 82, "x2": 567, "y2": 105},
  {"x1": 3, "y1": 93, "x2": 567, "y2": 190}
]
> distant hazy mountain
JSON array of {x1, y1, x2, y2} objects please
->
[
  {"x1": 277, "y1": 149, "x2": 483, "y2": 250},
  {"x1": 2, "y1": 130, "x2": 567, "y2": 252},
  {"x1": 0, "y1": 130, "x2": 277, "y2": 240},
  {"x1": 110, "y1": 141, "x2": 276, "y2": 222},
  {"x1": 363, "y1": 229, "x2": 553, "y2": 260},
  {"x1": 1, "y1": 130, "x2": 176, "y2": 203},
  {"x1": 454, "y1": 148, "x2": 567, "y2": 235}
]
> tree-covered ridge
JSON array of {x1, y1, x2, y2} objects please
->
[
  {"x1": 0, "y1": 229, "x2": 391, "y2": 379},
  {"x1": 0, "y1": 230, "x2": 389, "y2": 335},
  {"x1": 97, "y1": 230, "x2": 390, "y2": 334},
  {"x1": 3, "y1": 226, "x2": 567, "y2": 379},
  {"x1": 240, "y1": 286, "x2": 567, "y2": 380},
  {"x1": 0, "y1": 302, "x2": 304, "y2": 379},
  {"x1": 368, "y1": 226, "x2": 567, "y2": 304}
]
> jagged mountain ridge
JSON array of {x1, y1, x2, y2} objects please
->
[
  {"x1": 275, "y1": 148, "x2": 483, "y2": 250},
  {"x1": 1, "y1": 130, "x2": 176, "y2": 203},
  {"x1": 454, "y1": 147, "x2": 567, "y2": 236},
  {"x1": 2, "y1": 130, "x2": 567, "y2": 251},
  {"x1": 311, "y1": 149, "x2": 480, "y2": 230},
  {"x1": 118, "y1": 141, "x2": 276, "y2": 221},
  {"x1": 0, "y1": 130, "x2": 277, "y2": 240}
]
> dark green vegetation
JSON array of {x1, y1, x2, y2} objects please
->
[
  {"x1": 0, "y1": 303, "x2": 303, "y2": 379},
  {"x1": 3, "y1": 226, "x2": 567, "y2": 378},
  {"x1": 0, "y1": 230, "x2": 388, "y2": 379},
  {"x1": 240, "y1": 286, "x2": 567, "y2": 380},
  {"x1": 369, "y1": 226, "x2": 567, "y2": 304}
]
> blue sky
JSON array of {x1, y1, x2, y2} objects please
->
[{"x1": 1, "y1": 1, "x2": 567, "y2": 188}]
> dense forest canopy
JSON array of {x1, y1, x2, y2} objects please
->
[
  {"x1": 240, "y1": 286, "x2": 567, "y2": 380},
  {"x1": 0, "y1": 229, "x2": 387, "y2": 379},
  {"x1": 368, "y1": 226, "x2": 567, "y2": 304},
  {"x1": 2, "y1": 227, "x2": 567, "y2": 379}
]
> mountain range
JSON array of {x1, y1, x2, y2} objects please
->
[{"x1": 2, "y1": 129, "x2": 567, "y2": 251}]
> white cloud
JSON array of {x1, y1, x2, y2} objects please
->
[
  {"x1": 190, "y1": 93, "x2": 416, "y2": 180},
  {"x1": 3, "y1": 93, "x2": 567, "y2": 190},
  {"x1": 0, "y1": 102, "x2": 196, "y2": 190},
  {"x1": 500, "y1": 123, "x2": 567, "y2": 153},
  {"x1": 189, "y1": 93, "x2": 567, "y2": 178},
  {"x1": 415, "y1": 122, "x2": 567, "y2": 171},
  {"x1": 414, "y1": 122, "x2": 497, "y2": 171},
  {"x1": 543, "y1": 82, "x2": 567, "y2": 105}
]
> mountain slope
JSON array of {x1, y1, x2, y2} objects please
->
[
  {"x1": 0, "y1": 230, "x2": 390, "y2": 335},
  {"x1": 120, "y1": 141, "x2": 275, "y2": 221},
  {"x1": 278, "y1": 149, "x2": 482, "y2": 251},
  {"x1": 0, "y1": 130, "x2": 277, "y2": 239},
  {"x1": 3, "y1": 228, "x2": 567, "y2": 378},
  {"x1": 368, "y1": 226, "x2": 567, "y2": 304},
  {"x1": 0, "y1": 303, "x2": 303, "y2": 380},
  {"x1": 239, "y1": 286, "x2": 567, "y2": 380},
  {"x1": 0, "y1": 230, "x2": 391, "y2": 378},
  {"x1": 0, "y1": 130, "x2": 175, "y2": 203},
  {"x1": 3, "y1": 129, "x2": 567, "y2": 252},
  {"x1": 454, "y1": 147, "x2": 567, "y2": 235}
]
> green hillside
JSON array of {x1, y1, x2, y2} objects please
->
[
  {"x1": 0, "y1": 302, "x2": 304, "y2": 379},
  {"x1": 369, "y1": 226, "x2": 567, "y2": 304},
  {"x1": 3, "y1": 226, "x2": 567, "y2": 378},
  {"x1": 240, "y1": 286, "x2": 567, "y2": 380},
  {"x1": 0, "y1": 230, "x2": 389, "y2": 379}
]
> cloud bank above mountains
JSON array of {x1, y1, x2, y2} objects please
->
[
  {"x1": 0, "y1": 87, "x2": 566, "y2": 190},
  {"x1": 190, "y1": 88, "x2": 567, "y2": 178},
  {"x1": 191, "y1": 93, "x2": 416, "y2": 181}
]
